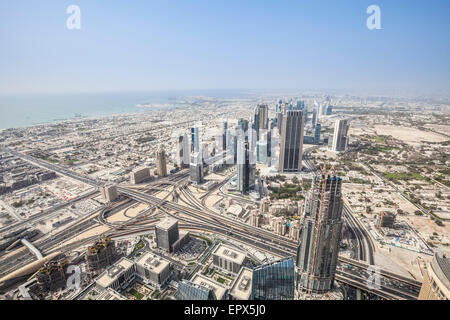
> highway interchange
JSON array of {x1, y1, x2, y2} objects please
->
[{"x1": 0, "y1": 148, "x2": 422, "y2": 300}]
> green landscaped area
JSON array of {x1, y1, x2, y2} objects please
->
[
  {"x1": 268, "y1": 183, "x2": 305, "y2": 201},
  {"x1": 384, "y1": 172, "x2": 424, "y2": 181},
  {"x1": 216, "y1": 277, "x2": 226, "y2": 284},
  {"x1": 129, "y1": 289, "x2": 144, "y2": 300}
]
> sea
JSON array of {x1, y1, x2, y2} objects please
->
[{"x1": 0, "y1": 89, "x2": 255, "y2": 130}]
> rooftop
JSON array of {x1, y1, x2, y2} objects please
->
[
  {"x1": 156, "y1": 217, "x2": 178, "y2": 231},
  {"x1": 96, "y1": 257, "x2": 134, "y2": 288},
  {"x1": 229, "y1": 267, "x2": 253, "y2": 300},
  {"x1": 191, "y1": 273, "x2": 227, "y2": 300},
  {"x1": 136, "y1": 252, "x2": 170, "y2": 274},
  {"x1": 213, "y1": 244, "x2": 246, "y2": 265}
]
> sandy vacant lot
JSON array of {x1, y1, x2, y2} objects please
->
[{"x1": 374, "y1": 125, "x2": 448, "y2": 146}]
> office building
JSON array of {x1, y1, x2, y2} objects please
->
[
  {"x1": 331, "y1": 119, "x2": 350, "y2": 152},
  {"x1": 135, "y1": 252, "x2": 171, "y2": 288},
  {"x1": 253, "y1": 104, "x2": 268, "y2": 139},
  {"x1": 279, "y1": 110, "x2": 304, "y2": 173},
  {"x1": 176, "y1": 133, "x2": 190, "y2": 167},
  {"x1": 237, "y1": 136, "x2": 254, "y2": 194},
  {"x1": 311, "y1": 109, "x2": 317, "y2": 128},
  {"x1": 177, "y1": 279, "x2": 217, "y2": 300},
  {"x1": 189, "y1": 152, "x2": 203, "y2": 184},
  {"x1": 155, "y1": 146, "x2": 167, "y2": 177},
  {"x1": 212, "y1": 244, "x2": 246, "y2": 274},
  {"x1": 101, "y1": 185, "x2": 118, "y2": 202},
  {"x1": 189, "y1": 273, "x2": 227, "y2": 300},
  {"x1": 325, "y1": 105, "x2": 333, "y2": 115},
  {"x1": 95, "y1": 257, "x2": 135, "y2": 292},
  {"x1": 418, "y1": 252, "x2": 450, "y2": 300},
  {"x1": 221, "y1": 120, "x2": 228, "y2": 151},
  {"x1": 190, "y1": 126, "x2": 200, "y2": 153},
  {"x1": 295, "y1": 173, "x2": 344, "y2": 293},
  {"x1": 155, "y1": 217, "x2": 179, "y2": 253},
  {"x1": 314, "y1": 123, "x2": 321, "y2": 144},
  {"x1": 229, "y1": 267, "x2": 253, "y2": 300},
  {"x1": 251, "y1": 257, "x2": 295, "y2": 300},
  {"x1": 130, "y1": 167, "x2": 151, "y2": 184}
]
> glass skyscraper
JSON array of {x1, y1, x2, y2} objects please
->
[
  {"x1": 251, "y1": 257, "x2": 295, "y2": 300},
  {"x1": 177, "y1": 280, "x2": 217, "y2": 300},
  {"x1": 279, "y1": 110, "x2": 304, "y2": 172}
]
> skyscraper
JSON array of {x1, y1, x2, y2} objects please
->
[
  {"x1": 155, "y1": 146, "x2": 167, "y2": 177},
  {"x1": 295, "y1": 173, "x2": 344, "y2": 293},
  {"x1": 314, "y1": 123, "x2": 321, "y2": 145},
  {"x1": 251, "y1": 257, "x2": 295, "y2": 300},
  {"x1": 253, "y1": 104, "x2": 268, "y2": 139},
  {"x1": 155, "y1": 217, "x2": 179, "y2": 253},
  {"x1": 176, "y1": 133, "x2": 190, "y2": 168},
  {"x1": 331, "y1": 119, "x2": 350, "y2": 152},
  {"x1": 190, "y1": 151, "x2": 203, "y2": 184},
  {"x1": 237, "y1": 135, "x2": 251, "y2": 194},
  {"x1": 279, "y1": 110, "x2": 304, "y2": 173},
  {"x1": 191, "y1": 126, "x2": 200, "y2": 153},
  {"x1": 221, "y1": 120, "x2": 228, "y2": 151}
]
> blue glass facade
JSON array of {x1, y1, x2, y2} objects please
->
[
  {"x1": 177, "y1": 280, "x2": 217, "y2": 300},
  {"x1": 251, "y1": 257, "x2": 295, "y2": 300}
]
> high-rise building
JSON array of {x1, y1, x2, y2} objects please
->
[
  {"x1": 221, "y1": 120, "x2": 228, "y2": 151},
  {"x1": 279, "y1": 110, "x2": 304, "y2": 173},
  {"x1": 314, "y1": 123, "x2": 321, "y2": 145},
  {"x1": 176, "y1": 133, "x2": 190, "y2": 168},
  {"x1": 189, "y1": 152, "x2": 203, "y2": 184},
  {"x1": 155, "y1": 218, "x2": 179, "y2": 253},
  {"x1": 130, "y1": 167, "x2": 151, "y2": 184},
  {"x1": 254, "y1": 104, "x2": 269, "y2": 139},
  {"x1": 331, "y1": 119, "x2": 350, "y2": 152},
  {"x1": 101, "y1": 185, "x2": 118, "y2": 202},
  {"x1": 190, "y1": 126, "x2": 200, "y2": 153},
  {"x1": 135, "y1": 252, "x2": 171, "y2": 288},
  {"x1": 155, "y1": 146, "x2": 167, "y2": 177},
  {"x1": 295, "y1": 173, "x2": 344, "y2": 293},
  {"x1": 418, "y1": 252, "x2": 450, "y2": 300},
  {"x1": 237, "y1": 136, "x2": 254, "y2": 194},
  {"x1": 295, "y1": 101, "x2": 305, "y2": 111},
  {"x1": 177, "y1": 280, "x2": 217, "y2": 300},
  {"x1": 311, "y1": 109, "x2": 317, "y2": 128},
  {"x1": 325, "y1": 105, "x2": 333, "y2": 115},
  {"x1": 251, "y1": 257, "x2": 295, "y2": 300}
]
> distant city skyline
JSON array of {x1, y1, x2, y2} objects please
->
[{"x1": 1, "y1": 1, "x2": 450, "y2": 96}]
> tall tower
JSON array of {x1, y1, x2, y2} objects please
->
[
  {"x1": 295, "y1": 172, "x2": 344, "y2": 293},
  {"x1": 156, "y1": 146, "x2": 167, "y2": 177},
  {"x1": 237, "y1": 135, "x2": 250, "y2": 194},
  {"x1": 254, "y1": 104, "x2": 268, "y2": 139},
  {"x1": 176, "y1": 133, "x2": 190, "y2": 167},
  {"x1": 191, "y1": 126, "x2": 200, "y2": 153},
  {"x1": 221, "y1": 120, "x2": 228, "y2": 151},
  {"x1": 279, "y1": 110, "x2": 304, "y2": 173},
  {"x1": 331, "y1": 119, "x2": 350, "y2": 152}
]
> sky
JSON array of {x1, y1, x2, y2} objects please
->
[{"x1": 1, "y1": 0, "x2": 450, "y2": 96}]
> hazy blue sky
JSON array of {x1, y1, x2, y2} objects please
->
[{"x1": 1, "y1": 0, "x2": 450, "y2": 96}]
